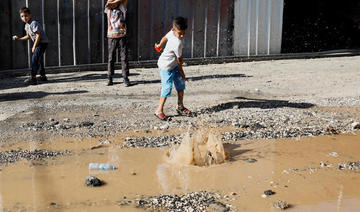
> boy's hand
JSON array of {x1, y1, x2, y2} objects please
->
[
  {"x1": 154, "y1": 43, "x2": 162, "y2": 52},
  {"x1": 179, "y1": 69, "x2": 186, "y2": 80},
  {"x1": 32, "y1": 46, "x2": 36, "y2": 53},
  {"x1": 12, "y1": 35, "x2": 18, "y2": 41}
]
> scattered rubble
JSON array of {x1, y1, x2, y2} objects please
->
[
  {"x1": 136, "y1": 192, "x2": 234, "y2": 212},
  {"x1": 0, "y1": 149, "x2": 71, "y2": 165},
  {"x1": 338, "y1": 161, "x2": 360, "y2": 171}
]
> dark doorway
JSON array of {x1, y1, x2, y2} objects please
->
[{"x1": 281, "y1": 0, "x2": 360, "y2": 53}]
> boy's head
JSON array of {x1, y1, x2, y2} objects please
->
[
  {"x1": 19, "y1": 7, "x2": 31, "y2": 24},
  {"x1": 106, "y1": 0, "x2": 127, "y2": 9},
  {"x1": 172, "y1": 17, "x2": 188, "y2": 40}
]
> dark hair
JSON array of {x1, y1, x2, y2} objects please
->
[
  {"x1": 19, "y1": 7, "x2": 31, "y2": 14},
  {"x1": 173, "y1": 17, "x2": 188, "y2": 30}
]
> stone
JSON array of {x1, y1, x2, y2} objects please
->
[
  {"x1": 351, "y1": 122, "x2": 360, "y2": 130},
  {"x1": 264, "y1": 190, "x2": 275, "y2": 196},
  {"x1": 85, "y1": 176, "x2": 103, "y2": 187},
  {"x1": 273, "y1": 200, "x2": 289, "y2": 210}
]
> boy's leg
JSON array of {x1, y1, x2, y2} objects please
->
[
  {"x1": 107, "y1": 38, "x2": 119, "y2": 85},
  {"x1": 174, "y1": 69, "x2": 191, "y2": 115},
  {"x1": 176, "y1": 90, "x2": 184, "y2": 108},
  {"x1": 155, "y1": 69, "x2": 174, "y2": 119},
  {"x1": 26, "y1": 46, "x2": 41, "y2": 85},
  {"x1": 38, "y1": 43, "x2": 48, "y2": 81},
  {"x1": 119, "y1": 37, "x2": 130, "y2": 86},
  {"x1": 156, "y1": 97, "x2": 167, "y2": 115}
]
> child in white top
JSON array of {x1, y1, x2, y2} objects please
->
[{"x1": 154, "y1": 17, "x2": 191, "y2": 121}]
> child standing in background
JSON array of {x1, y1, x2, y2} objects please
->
[
  {"x1": 105, "y1": 0, "x2": 130, "y2": 86},
  {"x1": 12, "y1": 7, "x2": 49, "y2": 85},
  {"x1": 154, "y1": 17, "x2": 191, "y2": 121}
]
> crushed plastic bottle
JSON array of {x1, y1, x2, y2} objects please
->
[{"x1": 88, "y1": 163, "x2": 116, "y2": 170}]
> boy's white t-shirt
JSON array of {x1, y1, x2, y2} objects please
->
[{"x1": 157, "y1": 30, "x2": 184, "y2": 71}]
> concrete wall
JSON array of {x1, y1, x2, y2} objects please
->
[
  {"x1": 0, "y1": 0, "x2": 284, "y2": 72},
  {"x1": 234, "y1": 0, "x2": 284, "y2": 56}
]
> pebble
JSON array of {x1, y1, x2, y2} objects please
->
[
  {"x1": 351, "y1": 122, "x2": 360, "y2": 130},
  {"x1": 273, "y1": 200, "x2": 289, "y2": 210},
  {"x1": 329, "y1": 152, "x2": 339, "y2": 157},
  {"x1": 243, "y1": 158, "x2": 257, "y2": 163},
  {"x1": 264, "y1": 190, "x2": 275, "y2": 196}
]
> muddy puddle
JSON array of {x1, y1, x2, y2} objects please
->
[{"x1": 0, "y1": 131, "x2": 360, "y2": 211}]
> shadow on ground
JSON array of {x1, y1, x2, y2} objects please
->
[
  {"x1": 199, "y1": 97, "x2": 316, "y2": 114},
  {"x1": 0, "y1": 90, "x2": 88, "y2": 102},
  {"x1": 0, "y1": 73, "x2": 140, "y2": 90},
  {"x1": 132, "y1": 73, "x2": 252, "y2": 85},
  {"x1": 224, "y1": 143, "x2": 252, "y2": 158}
]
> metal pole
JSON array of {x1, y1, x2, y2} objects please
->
[
  {"x1": 73, "y1": 0, "x2": 77, "y2": 65},
  {"x1": 216, "y1": 0, "x2": 221, "y2": 57},
  {"x1": 57, "y1": 0, "x2": 61, "y2": 66}
]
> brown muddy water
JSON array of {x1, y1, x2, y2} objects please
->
[{"x1": 0, "y1": 131, "x2": 360, "y2": 212}]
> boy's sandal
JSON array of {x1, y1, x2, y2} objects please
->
[
  {"x1": 154, "y1": 113, "x2": 168, "y2": 121},
  {"x1": 176, "y1": 107, "x2": 192, "y2": 116}
]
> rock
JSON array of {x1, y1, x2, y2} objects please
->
[
  {"x1": 208, "y1": 202, "x2": 229, "y2": 212},
  {"x1": 264, "y1": 190, "x2": 275, "y2": 196},
  {"x1": 160, "y1": 124, "x2": 169, "y2": 130},
  {"x1": 329, "y1": 152, "x2": 339, "y2": 157},
  {"x1": 243, "y1": 158, "x2": 257, "y2": 163},
  {"x1": 351, "y1": 122, "x2": 360, "y2": 130},
  {"x1": 273, "y1": 200, "x2": 289, "y2": 210},
  {"x1": 85, "y1": 176, "x2": 103, "y2": 187},
  {"x1": 79, "y1": 121, "x2": 94, "y2": 128},
  {"x1": 338, "y1": 161, "x2": 360, "y2": 170}
]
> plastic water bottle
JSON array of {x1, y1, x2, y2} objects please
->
[{"x1": 88, "y1": 163, "x2": 116, "y2": 170}]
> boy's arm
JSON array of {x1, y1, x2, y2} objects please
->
[
  {"x1": 176, "y1": 56, "x2": 186, "y2": 80},
  {"x1": 13, "y1": 34, "x2": 30, "y2": 41},
  {"x1": 158, "y1": 36, "x2": 168, "y2": 49},
  {"x1": 32, "y1": 31, "x2": 41, "y2": 53}
]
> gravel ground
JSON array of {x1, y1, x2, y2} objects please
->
[
  {"x1": 135, "y1": 191, "x2": 234, "y2": 212},
  {"x1": 1, "y1": 56, "x2": 360, "y2": 211},
  {"x1": 0, "y1": 149, "x2": 71, "y2": 165},
  {"x1": 1, "y1": 56, "x2": 360, "y2": 147}
]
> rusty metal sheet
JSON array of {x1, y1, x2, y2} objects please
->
[
  {"x1": 59, "y1": 0, "x2": 74, "y2": 66},
  {"x1": 0, "y1": 0, "x2": 12, "y2": 70},
  {"x1": 44, "y1": 0, "x2": 59, "y2": 66},
  {"x1": 10, "y1": 0, "x2": 29, "y2": 69}
]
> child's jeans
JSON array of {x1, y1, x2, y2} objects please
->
[
  {"x1": 108, "y1": 37, "x2": 129, "y2": 80},
  {"x1": 159, "y1": 66, "x2": 186, "y2": 98},
  {"x1": 31, "y1": 43, "x2": 47, "y2": 77}
]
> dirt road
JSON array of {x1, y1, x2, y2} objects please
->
[{"x1": 0, "y1": 56, "x2": 360, "y2": 211}]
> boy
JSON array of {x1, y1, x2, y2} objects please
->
[
  {"x1": 105, "y1": 0, "x2": 130, "y2": 86},
  {"x1": 13, "y1": 7, "x2": 49, "y2": 85},
  {"x1": 154, "y1": 17, "x2": 191, "y2": 121}
]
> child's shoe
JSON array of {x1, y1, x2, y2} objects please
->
[
  {"x1": 123, "y1": 78, "x2": 130, "y2": 87},
  {"x1": 39, "y1": 75, "x2": 48, "y2": 82},
  {"x1": 24, "y1": 77, "x2": 37, "y2": 85},
  {"x1": 107, "y1": 77, "x2": 113, "y2": 86}
]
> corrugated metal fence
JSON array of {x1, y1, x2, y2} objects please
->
[{"x1": 0, "y1": 0, "x2": 283, "y2": 72}]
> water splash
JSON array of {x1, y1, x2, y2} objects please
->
[{"x1": 168, "y1": 129, "x2": 227, "y2": 166}]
